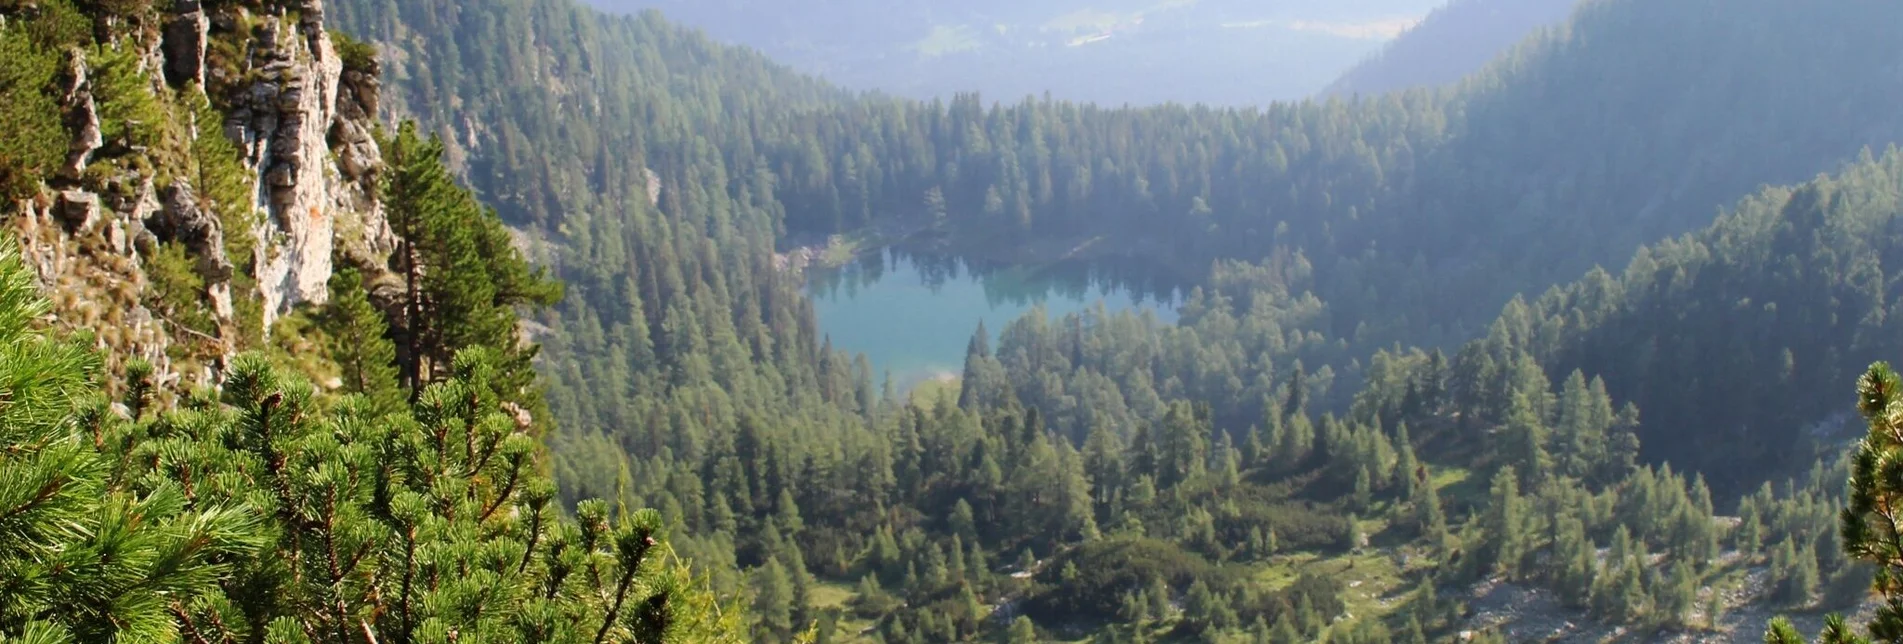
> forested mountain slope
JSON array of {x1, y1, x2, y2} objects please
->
[
  {"x1": 1321, "y1": 0, "x2": 1578, "y2": 98},
  {"x1": 10, "y1": 0, "x2": 1903, "y2": 640},
  {"x1": 310, "y1": 0, "x2": 1903, "y2": 641},
  {"x1": 1486, "y1": 149, "x2": 1903, "y2": 489},
  {"x1": 333, "y1": 0, "x2": 1903, "y2": 443},
  {"x1": 0, "y1": 0, "x2": 743, "y2": 641}
]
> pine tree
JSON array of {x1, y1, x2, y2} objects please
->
[
  {"x1": 383, "y1": 121, "x2": 561, "y2": 400},
  {"x1": 968, "y1": 540, "x2": 992, "y2": 586},
  {"x1": 1767, "y1": 615, "x2": 1874, "y2": 644},
  {"x1": 1416, "y1": 479, "x2": 1449, "y2": 543},
  {"x1": 1789, "y1": 537, "x2": 1820, "y2": 606},
  {"x1": 788, "y1": 547, "x2": 817, "y2": 633},
  {"x1": 951, "y1": 498, "x2": 978, "y2": 542},
  {"x1": 1836, "y1": 362, "x2": 1903, "y2": 640},
  {"x1": 1242, "y1": 423, "x2": 1267, "y2": 468},
  {"x1": 0, "y1": 241, "x2": 746, "y2": 643},
  {"x1": 1703, "y1": 582, "x2": 1725, "y2": 630},
  {"x1": 1554, "y1": 516, "x2": 1596, "y2": 607},
  {"x1": 1183, "y1": 580, "x2": 1231, "y2": 633},
  {"x1": 0, "y1": 18, "x2": 67, "y2": 201},
  {"x1": 1503, "y1": 393, "x2": 1552, "y2": 487},
  {"x1": 0, "y1": 244, "x2": 260, "y2": 642},
  {"x1": 1121, "y1": 590, "x2": 1150, "y2": 624},
  {"x1": 323, "y1": 267, "x2": 405, "y2": 414},
  {"x1": 1249, "y1": 617, "x2": 1272, "y2": 644}
]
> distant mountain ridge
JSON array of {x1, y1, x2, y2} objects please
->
[
  {"x1": 579, "y1": 0, "x2": 1445, "y2": 105},
  {"x1": 1323, "y1": 0, "x2": 1579, "y2": 97}
]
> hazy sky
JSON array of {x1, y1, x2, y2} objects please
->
[{"x1": 579, "y1": 0, "x2": 1458, "y2": 105}]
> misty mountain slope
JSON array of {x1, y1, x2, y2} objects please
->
[
  {"x1": 15, "y1": 0, "x2": 1903, "y2": 641},
  {"x1": 329, "y1": 0, "x2": 890, "y2": 519},
  {"x1": 1491, "y1": 149, "x2": 1903, "y2": 487},
  {"x1": 329, "y1": 0, "x2": 1903, "y2": 485},
  {"x1": 1321, "y1": 0, "x2": 1580, "y2": 98},
  {"x1": 308, "y1": 0, "x2": 1903, "y2": 640},
  {"x1": 579, "y1": 0, "x2": 1444, "y2": 104},
  {"x1": 1374, "y1": 0, "x2": 1903, "y2": 342}
]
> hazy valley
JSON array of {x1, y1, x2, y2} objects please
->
[{"x1": 6, "y1": 0, "x2": 1903, "y2": 643}]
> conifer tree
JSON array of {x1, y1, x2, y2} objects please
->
[
  {"x1": 1394, "y1": 422, "x2": 1421, "y2": 499},
  {"x1": 1354, "y1": 465, "x2": 1374, "y2": 511},
  {"x1": 1146, "y1": 575, "x2": 1172, "y2": 618},
  {"x1": 1704, "y1": 586, "x2": 1725, "y2": 631},
  {"x1": 0, "y1": 244, "x2": 262, "y2": 643},
  {"x1": 1554, "y1": 516, "x2": 1596, "y2": 607},
  {"x1": 1269, "y1": 619, "x2": 1301, "y2": 644},
  {"x1": 1405, "y1": 614, "x2": 1428, "y2": 644},
  {"x1": 1836, "y1": 362, "x2": 1903, "y2": 640},
  {"x1": 1249, "y1": 617, "x2": 1271, "y2": 644},
  {"x1": 1739, "y1": 500, "x2": 1764, "y2": 557},
  {"x1": 1660, "y1": 559, "x2": 1698, "y2": 627},
  {"x1": 1007, "y1": 616, "x2": 1038, "y2": 643},
  {"x1": 754, "y1": 556, "x2": 796, "y2": 640},
  {"x1": 323, "y1": 267, "x2": 405, "y2": 415},
  {"x1": 1504, "y1": 393, "x2": 1552, "y2": 487},
  {"x1": 0, "y1": 244, "x2": 745, "y2": 643},
  {"x1": 383, "y1": 121, "x2": 561, "y2": 400},
  {"x1": 1121, "y1": 590, "x2": 1150, "y2": 624},
  {"x1": 1485, "y1": 466, "x2": 1527, "y2": 577}
]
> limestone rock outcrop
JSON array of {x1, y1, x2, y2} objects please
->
[
  {"x1": 11, "y1": 0, "x2": 396, "y2": 389},
  {"x1": 199, "y1": 0, "x2": 390, "y2": 326},
  {"x1": 162, "y1": 0, "x2": 210, "y2": 88},
  {"x1": 61, "y1": 48, "x2": 102, "y2": 180}
]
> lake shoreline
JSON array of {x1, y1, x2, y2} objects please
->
[{"x1": 778, "y1": 217, "x2": 1204, "y2": 292}]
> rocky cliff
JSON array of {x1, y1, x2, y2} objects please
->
[{"x1": 9, "y1": 0, "x2": 392, "y2": 389}]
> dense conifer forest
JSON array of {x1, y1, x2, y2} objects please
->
[{"x1": 11, "y1": 0, "x2": 1903, "y2": 641}]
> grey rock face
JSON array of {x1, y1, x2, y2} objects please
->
[
  {"x1": 162, "y1": 0, "x2": 210, "y2": 87},
  {"x1": 219, "y1": 3, "x2": 390, "y2": 327},
  {"x1": 61, "y1": 48, "x2": 102, "y2": 180}
]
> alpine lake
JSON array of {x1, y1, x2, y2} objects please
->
[{"x1": 804, "y1": 250, "x2": 1184, "y2": 395}]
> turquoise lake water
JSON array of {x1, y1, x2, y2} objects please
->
[{"x1": 805, "y1": 251, "x2": 1182, "y2": 390}]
